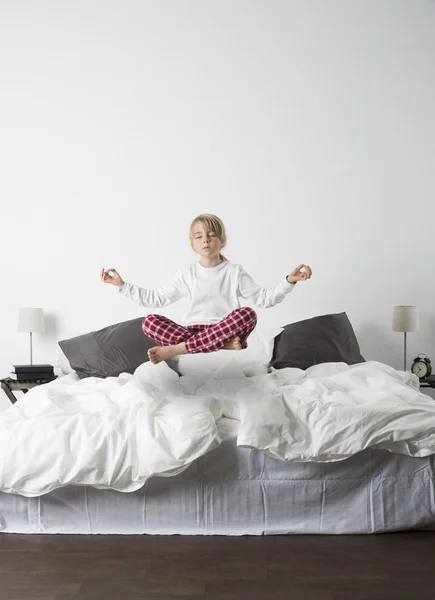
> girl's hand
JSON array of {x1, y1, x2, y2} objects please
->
[
  {"x1": 101, "y1": 268, "x2": 125, "y2": 288},
  {"x1": 287, "y1": 264, "x2": 312, "y2": 283}
]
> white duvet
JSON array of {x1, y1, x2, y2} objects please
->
[{"x1": 1, "y1": 360, "x2": 435, "y2": 497}]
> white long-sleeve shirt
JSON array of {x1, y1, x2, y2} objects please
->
[{"x1": 119, "y1": 261, "x2": 296, "y2": 326}]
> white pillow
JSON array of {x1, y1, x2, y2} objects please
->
[
  {"x1": 56, "y1": 345, "x2": 77, "y2": 375},
  {"x1": 176, "y1": 326, "x2": 283, "y2": 377},
  {"x1": 55, "y1": 332, "x2": 85, "y2": 375}
]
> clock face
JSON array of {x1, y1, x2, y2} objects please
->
[{"x1": 412, "y1": 360, "x2": 428, "y2": 378}]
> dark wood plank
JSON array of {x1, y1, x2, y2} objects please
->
[
  {"x1": 0, "y1": 582, "x2": 80, "y2": 600},
  {"x1": 0, "y1": 533, "x2": 434, "y2": 600}
]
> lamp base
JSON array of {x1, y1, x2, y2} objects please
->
[{"x1": 404, "y1": 331, "x2": 407, "y2": 371}]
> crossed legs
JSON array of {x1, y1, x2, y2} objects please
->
[{"x1": 142, "y1": 307, "x2": 258, "y2": 364}]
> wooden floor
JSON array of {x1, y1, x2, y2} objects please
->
[{"x1": 0, "y1": 532, "x2": 434, "y2": 599}]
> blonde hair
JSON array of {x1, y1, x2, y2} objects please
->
[{"x1": 189, "y1": 214, "x2": 228, "y2": 262}]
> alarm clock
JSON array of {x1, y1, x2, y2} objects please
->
[{"x1": 411, "y1": 354, "x2": 432, "y2": 379}]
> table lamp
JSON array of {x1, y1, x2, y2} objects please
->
[
  {"x1": 392, "y1": 305, "x2": 419, "y2": 371},
  {"x1": 18, "y1": 307, "x2": 44, "y2": 365}
]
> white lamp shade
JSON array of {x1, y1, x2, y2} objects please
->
[
  {"x1": 18, "y1": 307, "x2": 44, "y2": 333},
  {"x1": 392, "y1": 305, "x2": 419, "y2": 332}
]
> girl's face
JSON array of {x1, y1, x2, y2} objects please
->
[{"x1": 192, "y1": 223, "x2": 223, "y2": 260}]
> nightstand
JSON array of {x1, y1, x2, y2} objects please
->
[
  {"x1": 0, "y1": 376, "x2": 57, "y2": 404},
  {"x1": 419, "y1": 376, "x2": 435, "y2": 390}
]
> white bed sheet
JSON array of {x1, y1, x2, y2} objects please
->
[{"x1": 1, "y1": 417, "x2": 435, "y2": 535}]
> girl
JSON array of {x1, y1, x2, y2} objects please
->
[{"x1": 101, "y1": 214, "x2": 312, "y2": 365}]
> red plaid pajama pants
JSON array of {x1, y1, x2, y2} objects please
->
[{"x1": 142, "y1": 307, "x2": 257, "y2": 354}]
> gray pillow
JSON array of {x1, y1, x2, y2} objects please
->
[
  {"x1": 59, "y1": 317, "x2": 179, "y2": 379},
  {"x1": 270, "y1": 312, "x2": 365, "y2": 371}
]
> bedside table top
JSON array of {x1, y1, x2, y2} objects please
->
[
  {"x1": 1, "y1": 376, "x2": 57, "y2": 389},
  {"x1": 419, "y1": 375, "x2": 435, "y2": 388}
]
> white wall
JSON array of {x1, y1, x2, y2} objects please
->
[{"x1": 1, "y1": 0, "x2": 435, "y2": 410}]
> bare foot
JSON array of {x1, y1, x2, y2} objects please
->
[
  {"x1": 223, "y1": 337, "x2": 242, "y2": 351},
  {"x1": 147, "y1": 343, "x2": 187, "y2": 365}
]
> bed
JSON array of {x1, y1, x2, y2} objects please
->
[
  {"x1": 1, "y1": 416, "x2": 435, "y2": 535},
  {"x1": 1, "y1": 314, "x2": 435, "y2": 535}
]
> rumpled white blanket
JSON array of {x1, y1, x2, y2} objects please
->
[{"x1": 1, "y1": 360, "x2": 435, "y2": 496}]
